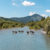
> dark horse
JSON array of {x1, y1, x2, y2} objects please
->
[
  {"x1": 30, "y1": 31, "x2": 34, "y2": 33},
  {"x1": 12, "y1": 31, "x2": 17, "y2": 34}
]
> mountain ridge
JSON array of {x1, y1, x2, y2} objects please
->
[
  {"x1": 10, "y1": 14, "x2": 43, "y2": 23},
  {"x1": 0, "y1": 14, "x2": 43, "y2": 23}
]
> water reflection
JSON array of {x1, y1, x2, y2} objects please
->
[{"x1": 44, "y1": 35, "x2": 50, "y2": 50}]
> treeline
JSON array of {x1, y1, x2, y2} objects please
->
[
  {"x1": 26, "y1": 17, "x2": 50, "y2": 35},
  {"x1": 43, "y1": 17, "x2": 50, "y2": 34},
  {"x1": 26, "y1": 17, "x2": 45, "y2": 29},
  {"x1": 0, "y1": 18, "x2": 24, "y2": 29}
]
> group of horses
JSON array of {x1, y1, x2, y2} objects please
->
[{"x1": 12, "y1": 30, "x2": 34, "y2": 34}]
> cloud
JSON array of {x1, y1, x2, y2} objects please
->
[
  {"x1": 45, "y1": 10, "x2": 50, "y2": 12},
  {"x1": 29, "y1": 12, "x2": 36, "y2": 16},
  {"x1": 41, "y1": 14, "x2": 47, "y2": 17},
  {"x1": 12, "y1": 2, "x2": 17, "y2": 6},
  {"x1": 22, "y1": 1, "x2": 35, "y2": 6},
  {"x1": 11, "y1": 0, "x2": 17, "y2": 6}
]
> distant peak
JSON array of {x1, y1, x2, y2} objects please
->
[{"x1": 32, "y1": 14, "x2": 41, "y2": 16}]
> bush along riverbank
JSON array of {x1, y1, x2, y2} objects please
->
[
  {"x1": 0, "y1": 18, "x2": 25, "y2": 29},
  {"x1": 26, "y1": 17, "x2": 50, "y2": 35}
]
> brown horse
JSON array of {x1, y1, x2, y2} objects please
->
[
  {"x1": 30, "y1": 31, "x2": 34, "y2": 33},
  {"x1": 18, "y1": 30, "x2": 24, "y2": 33},
  {"x1": 12, "y1": 31, "x2": 17, "y2": 34},
  {"x1": 27, "y1": 31, "x2": 29, "y2": 34}
]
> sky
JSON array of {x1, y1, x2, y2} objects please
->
[{"x1": 0, "y1": 0, "x2": 50, "y2": 18}]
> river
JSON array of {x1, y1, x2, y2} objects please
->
[{"x1": 0, "y1": 27, "x2": 50, "y2": 50}]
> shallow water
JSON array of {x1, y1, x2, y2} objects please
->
[{"x1": 0, "y1": 27, "x2": 50, "y2": 50}]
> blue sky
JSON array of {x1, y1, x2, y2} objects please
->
[{"x1": 0, "y1": 0, "x2": 50, "y2": 18}]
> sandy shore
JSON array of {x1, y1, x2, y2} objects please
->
[{"x1": 41, "y1": 30, "x2": 46, "y2": 34}]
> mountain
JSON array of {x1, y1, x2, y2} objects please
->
[
  {"x1": 0, "y1": 14, "x2": 43, "y2": 23},
  {"x1": 10, "y1": 14, "x2": 43, "y2": 23}
]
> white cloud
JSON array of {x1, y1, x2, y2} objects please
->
[
  {"x1": 12, "y1": 2, "x2": 17, "y2": 6},
  {"x1": 29, "y1": 12, "x2": 36, "y2": 16},
  {"x1": 45, "y1": 10, "x2": 50, "y2": 12},
  {"x1": 41, "y1": 14, "x2": 47, "y2": 17},
  {"x1": 12, "y1": 0, "x2": 17, "y2": 6},
  {"x1": 22, "y1": 1, "x2": 35, "y2": 6}
]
